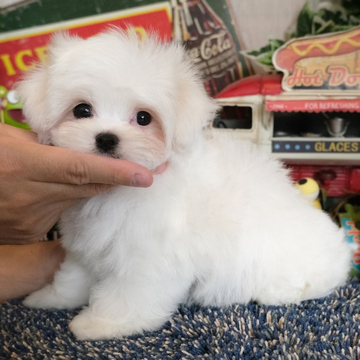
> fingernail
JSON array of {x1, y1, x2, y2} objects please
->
[{"x1": 131, "y1": 173, "x2": 151, "y2": 187}]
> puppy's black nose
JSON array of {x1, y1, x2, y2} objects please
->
[{"x1": 95, "y1": 132, "x2": 119, "y2": 153}]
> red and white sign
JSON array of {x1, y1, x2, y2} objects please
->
[
  {"x1": 273, "y1": 26, "x2": 360, "y2": 92},
  {"x1": 266, "y1": 99, "x2": 360, "y2": 112},
  {"x1": 0, "y1": 2, "x2": 172, "y2": 90}
]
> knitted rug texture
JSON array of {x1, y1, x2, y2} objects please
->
[{"x1": 1, "y1": 279, "x2": 360, "y2": 360}]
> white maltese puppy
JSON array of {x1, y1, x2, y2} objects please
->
[{"x1": 17, "y1": 29, "x2": 350, "y2": 340}]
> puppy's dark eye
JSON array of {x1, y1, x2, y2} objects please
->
[
  {"x1": 73, "y1": 103, "x2": 92, "y2": 118},
  {"x1": 136, "y1": 111, "x2": 152, "y2": 126}
]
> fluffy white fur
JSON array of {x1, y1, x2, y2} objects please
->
[{"x1": 17, "y1": 29, "x2": 351, "y2": 340}]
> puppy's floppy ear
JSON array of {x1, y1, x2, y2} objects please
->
[
  {"x1": 16, "y1": 32, "x2": 82, "y2": 144},
  {"x1": 16, "y1": 62, "x2": 51, "y2": 143},
  {"x1": 172, "y1": 49, "x2": 219, "y2": 152}
]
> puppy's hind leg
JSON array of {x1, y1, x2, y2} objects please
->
[
  {"x1": 69, "y1": 270, "x2": 193, "y2": 340},
  {"x1": 23, "y1": 253, "x2": 93, "y2": 309}
]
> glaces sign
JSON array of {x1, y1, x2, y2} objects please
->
[{"x1": 273, "y1": 26, "x2": 360, "y2": 92}]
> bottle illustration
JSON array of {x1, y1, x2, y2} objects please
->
[{"x1": 172, "y1": 0, "x2": 243, "y2": 96}]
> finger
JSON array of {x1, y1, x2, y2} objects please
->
[
  {"x1": 41, "y1": 182, "x2": 116, "y2": 202},
  {"x1": 0, "y1": 123, "x2": 38, "y2": 142},
  {"x1": 23, "y1": 145, "x2": 154, "y2": 187}
]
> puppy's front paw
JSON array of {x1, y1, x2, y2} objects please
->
[{"x1": 69, "y1": 309, "x2": 143, "y2": 340}]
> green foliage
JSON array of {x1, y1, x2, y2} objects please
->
[
  {"x1": 247, "y1": 39, "x2": 284, "y2": 66},
  {"x1": 292, "y1": 2, "x2": 360, "y2": 38},
  {"x1": 342, "y1": 0, "x2": 360, "y2": 17},
  {"x1": 294, "y1": 3, "x2": 314, "y2": 37}
]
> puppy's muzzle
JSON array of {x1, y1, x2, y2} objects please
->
[{"x1": 96, "y1": 132, "x2": 119, "y2": 154}]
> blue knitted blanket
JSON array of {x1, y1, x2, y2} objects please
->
[{"x1": 1, "y1": 279, "x2": 359, "y2": 359}]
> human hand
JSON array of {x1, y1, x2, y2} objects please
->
[
  {"x1": 0, "y1": 123, "x2": 153, "y2": 244},
  {"x1": 0, "y1": 239, "x2": 65, "y2": 302}
]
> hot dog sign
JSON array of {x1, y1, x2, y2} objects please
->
[{"x1": 274, "y1": 26, "x2": 360, "y2": 92}]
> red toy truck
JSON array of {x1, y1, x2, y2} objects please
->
[
  {"x1": 214, "y1": 73, "x2": 360, "y2": 197},
  {"x1": 214, "y1": 27, "x2": 360, "y2": 197}
]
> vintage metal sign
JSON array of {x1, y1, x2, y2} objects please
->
[
  {"x1": 266, "y1": 98, "x2": 360, "y2": 112},
  {"x1": 0, "y1": 2, "x2": 171, "y2": 128},
  {"x1": 273, "y1": 26, "x2": 360, "y2": 92},
  {"x1": 0, "y1": 2, "x2": 172, "y2": 91},
  {"x1": 272, "y1": 140, "x2": 360, "y2": 154}
]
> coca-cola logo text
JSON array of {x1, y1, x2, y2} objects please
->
[{"x1": 186, "y1": 30, "x2": 232, "y2": 63}]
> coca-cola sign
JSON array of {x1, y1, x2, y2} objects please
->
[
  {"x1": 172, "y1": 0, "x2": 246, "y2": 96},
  {"x1": 188, "y1": 30, "x2": 232, "y2": 62}
]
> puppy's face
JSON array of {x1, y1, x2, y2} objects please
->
[{"x1": 17, "y1": 30, "x2": 218, "y2": 170}]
